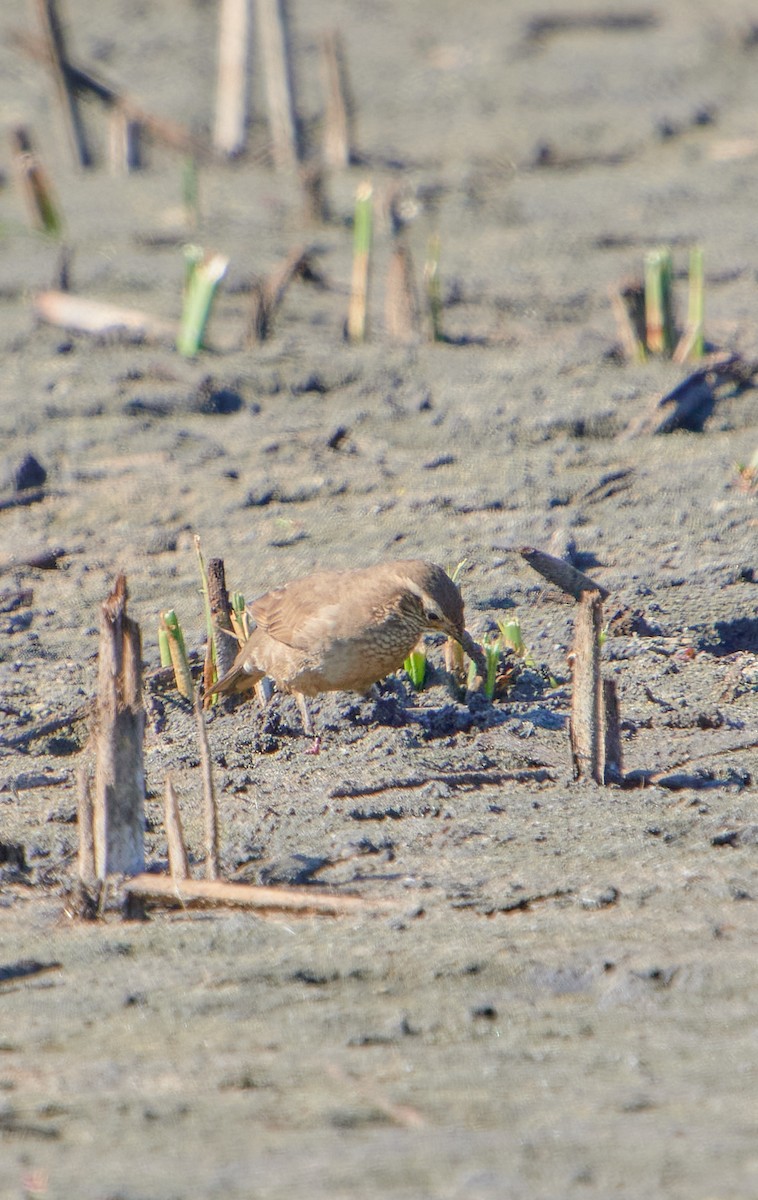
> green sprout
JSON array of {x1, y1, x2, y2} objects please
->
[
  {"x1": 482, "y1": 633, "x2": 500, "y2": 700},
  {"x1": 160, "y1": 609, "x2": 193, "y2": 699},
  {"x1": 644, "y1": 246, "x2": 675, "y2": 355},
  {"x1": 347, "y1": 182, "x2": 373, "y2": 343},
  {"x1": 404, "y1": 645, "x2": 427, "y2": 689},
  {"x1": 425, "y1": 233, "x2": 443, "y2": 342},
  {"x1": 177, "y1": 245, "x2": 229, "y2": 357}
]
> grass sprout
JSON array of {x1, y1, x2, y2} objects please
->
[
  {"x1": 404, "y1": 644, "x2": 427, "y2": 689},
  {"x1": 178, "y1": 245, "x2": 229, "y2": 357}
]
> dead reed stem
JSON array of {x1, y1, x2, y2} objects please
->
[
  {"x1": 76, "y1": 764, "x2": 95, "y2": 882},
  {"x1": 320, "y1": 29, "x2": 354, "y2": 168},
  {"x1": 32, "y1": 290, "x2": 176, "y2": 342},
  {"x1": 108, "y1": 108, "x2": 142, "y2": 173},
  {"x1": 164, "y1": 775, "x2": 191, "y2": 881},
  {"x1": 10, "y1": 127, "x2": 62, "y2": 234},
  {"x1": 34, "y1": 0, "x2": 92, "y2": 167},
  {"x1": 385, "y1": 242, "x2": 419, "y2": 344},
  {"x1": 603, "y1": 678, "x2": 623, "y2": 784},
  {"x1": 125, "y1": 874, "x2": 397, "y2": 915},
  {"x1": 569, "y1": 590, "x2": 605, "y2": 783},
  {"x1": 214, "y1": 0, "x2": 252, "y2": 157},
  {"x1": 93, "y1": 575, "x2": 146, "y2": 878},
  {"x1": 257, "y1": 0, "x2": 301, "y2": 170},
  {"x1": 207, "y1": 557, "x2": 237, "y2": 683}
]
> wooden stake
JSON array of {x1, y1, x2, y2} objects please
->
[
  {"x1": 34, "y1": 0, "x2": 93, "y2": 167},
  {"x1": 569, "y1": 590, "x2": 605, "y2": 783},
  {"x1": 319, "y1": 29, "x2": 354, "y2": 168},
  {"x1": 207, "y1": 558, "x2": 237, "y2": 684},
  {"x1": 385, "y1": 242, "x2": 419, "y2": 344},
  {"x1": 195, "y1": 690, "x2": 220, "y2": 880},
  {"x1": 93, "y1": 575, "x2": 146, "y2": 878},
  {"x1": 257, "y1": 0, "x2": 301, "y2": 170},
  {"x1": 214, "y1": 0, "x2": 252, "y2": 157},
  {"x1": 125, "y1": 874, "x2": 397, "y2": 915},
  {"x1": 164, "y1": 775, "x2": 191, "y2": 881}
]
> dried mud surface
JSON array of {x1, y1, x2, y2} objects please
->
[{"x1": 0, "y1": 1, "x2": 757, "y2": 1197}]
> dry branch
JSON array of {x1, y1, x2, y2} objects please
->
[
  {"x1": 124, "y1": 874, "x2": 397, "y2": 915},
  {"x1": 569, "y1": 590, "x2": 605, "y2": 783},
  {"x1": 32, "y1": 291, "x2": 176, "y2": 342},
  {"x1": 93, "y1": 575, "x2": 145, "y2": 878},
  {"x1": 519, "y1": 545, "x2": 610, "y2": 601},
  {"x1": 247, "y1": 246, "x2": 313, "y2": 341},
  {"x1": 34, "y1": 0, "x2": 92, "y2": 167}
]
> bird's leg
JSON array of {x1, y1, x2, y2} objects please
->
[
  {"x1": 295, "y1": 691, "x2": 321, "y2": 753},
  {"x1": 254, "y1": 677, "x2": 273, "y2": 709}
]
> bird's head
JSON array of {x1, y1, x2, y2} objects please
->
[{"x1": 400, "y1": 561, "x2": 465, "y2": 642}]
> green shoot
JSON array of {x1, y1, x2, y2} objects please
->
[
  {"x1": 404, "y1": 645, "x2": 427, "y2": 689},
  {"x1": 482, "y1": 633, "x2": 500, "y2": 700},
  {"x1": 424, "y1": 233, "x2": 443, "y2": 342},
  {"x1": 177, "y1": 246, "x2": 229, "y2": 357},
  {"x1": 674, "y1": 245, "x2": 704, "y2": 362},
  {"x1": 158, "y1": 626, "x2": 172, "y2": 668},
  {"x1": 347, "y1": 182, "x2": 373, "y2": 343},
  {"x1": 160, "y1": 609, "x2": 193, "y2": 699},
  {"x1": 182, "y1": 156, "x2": 199, "y2": 230},
  {"x1": 644, "y1": 247, "x2": 675, "y2": 355},
  {"x1": 230, "y1": 591, "x2": 251, "y2": 645}
]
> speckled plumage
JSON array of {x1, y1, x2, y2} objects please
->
[{"x1": 208, "y1": 560, "x2": 465, "y2": 729}]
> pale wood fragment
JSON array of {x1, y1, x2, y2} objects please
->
[
  {"x1": 569, "y1": 590, "x2": 605, "y2": 783},
  {"x1": 125, "y1": 874, "x2": 397, "y2": 915}
]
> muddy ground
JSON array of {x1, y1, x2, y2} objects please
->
[{"x1": 0, "y1": 0, "x2": 757, "y2": 1196}]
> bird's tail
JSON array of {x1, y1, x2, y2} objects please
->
[{"x1": 204, "y1": 660, "x2": 264, "y2": 701}]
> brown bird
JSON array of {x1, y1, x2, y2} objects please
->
[{"x1": 207, "y1": 559, "x2": 468, "y2": 736}]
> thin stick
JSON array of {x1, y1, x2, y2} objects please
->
[
  {"x1": 164, "y1": 776, "x2": 191, "y2": 881},
  {"x1": 125, "y1": 874, "x2": 397, "y2": 915},
  {"x1": 385, "y1": 242, "x2": 419, "y2": 344},
  {"x1": 34, "y1": 0, "x2": 92, "y2": 167},
  {"x1": 247, "y1": 246, "x2": 312, "y2": 342},
  {"x1": 347, "y1": 182, "x2": 373, "y2": 343},
  {"x1": 519, "y1": 545, "x2": 610, "y2": 601},
  {"x1": 320, "y1": 29, "x2": 354, "y2": 168},
  {"x1": 76, "y1": 764, "x2": 95, "y2": 882},
  {"x1": 569, "y1": 591, "x2": 605, "y2": 783},
  {"x1": 257, "y1": 0, "x2": 301, "y2": 170},
  {"x1": 32, "y1": 290, "x2": 176, "y2": 342},
  {"x1": 214, "y1": 0, "x2": 252, "y2": 157},
  {"x1": 194, "y1": 689, "x2": 220, "y2": 880},
  {"x1": 93, "y1": 575, "x2": 146, "y2": 878},
  {"x1": 10, "y1": 127, "x2": 62, "y2": 235}
]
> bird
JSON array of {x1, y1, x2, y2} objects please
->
[{"x1": 206, "y1": 559, "x2": 468, "y2": 737}]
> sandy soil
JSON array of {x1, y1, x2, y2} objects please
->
[{"x1": 1, "y1": 1, "x2": 757, "y2": 1196}]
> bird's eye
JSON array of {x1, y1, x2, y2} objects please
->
[{"x1": 425, "y1": 608, "x2": 441, "y2": 623}]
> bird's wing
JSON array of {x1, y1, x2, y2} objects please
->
[{"x1": 251, "y1": 571, "x2": 348, "y2": 651}]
